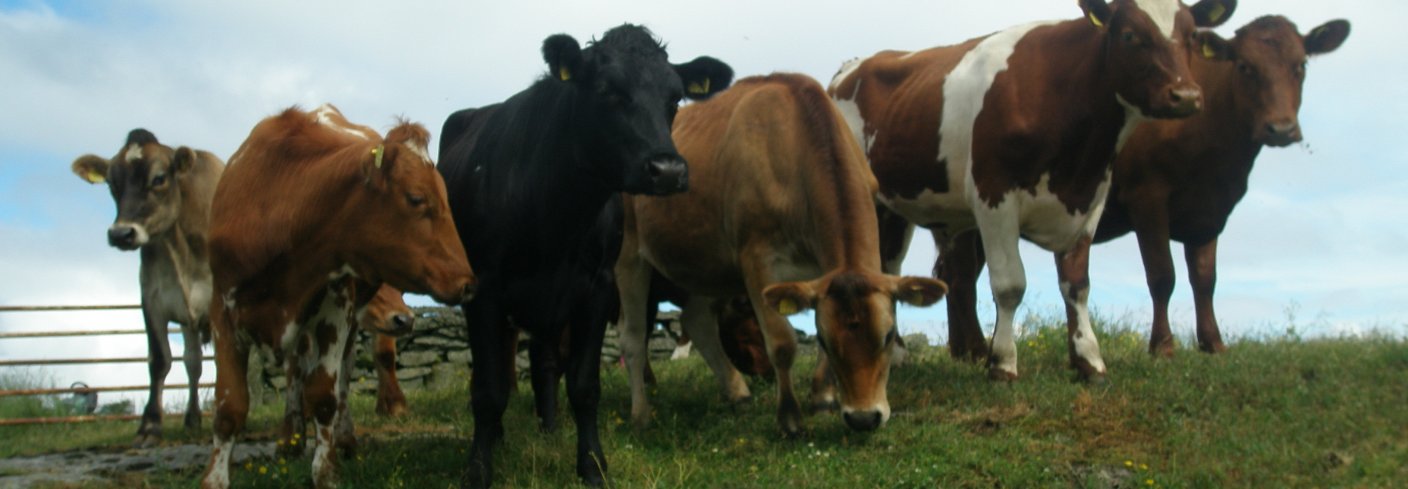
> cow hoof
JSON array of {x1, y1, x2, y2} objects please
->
[
  {"x1": 184, "y1": 412, "x2": 202, "y2": 430},
  {"x1": 1198, "y1": 342, "x2": 1228, "y2": 354},
  {"x1": 577, "y1": 456, "x2": 607, "y2": 488},
  {"x1": 461, "y1": 461, "x2": 493, "y2": 489},
  {"x1": 539, "y1": 419, "x2": 559, "y2": 434},
  {"x1": 986, "y1": 367, "x2": 1019, "y2": 382},
  {"x1": 376, "y1": 401, "x2": 409, "y2": 418},
  {"x1": 1079, "y1": 371, "x2": 1108, "y2": 386},
  {"x1": 729, "y1": 394, "x2": 753, "y2": 406},
  {"x1": 132, "y1": 434, "x2": 160, "y2": 449}
]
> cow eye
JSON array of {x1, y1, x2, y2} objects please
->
[
  {"x1": 1295, "y1": 62, "x2": 1307, "y2": 78},
  {"x1": 406, "y1": 193, "x2": 426, "y2": 207},
  {"x1": 1122, "y1": 31, "x2": 1139, "y2": 45},
  {"x1": 150, "y1": 173, "x2": 167, "y2": 187},
  {"x1": 1237, "y1": 62, "x2": 1257, "y2": 78},
  {"x1": 884, "y1": 328, "x2": 898, "y2": 346}
]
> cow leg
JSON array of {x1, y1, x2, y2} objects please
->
[
  {"x1": 373, "y1": 333, "x2": 408, "y2": 417},
  {"x1": 679, "y1": 295, "x2": 751, "y2": 404},
  {"x1": 1185, "y1": 237, "x2": 1227, "y2": 353},
  {"x1": 565, "y1": 291, "x2": 611, "y2": 487},
  {"x1": 279, "y1": 334, "x2": 310, "y2": 458},
  {"x1": 936, "y1": 229, "x2": 990, "y2": 362},
  {"x1": 202, "y1": 297, "x2": 251, "y2": 489},
  {"x1": 336, "y1": 329, "x2": 359, "y2": 457},
  {"x1": 181, "y1": 319, "x2": 205, "y2": 431},
  {"x1": 974, "y1": 212, "x2": 1025, "y2": 381},
  {"x1": 809, "y1": 350, "x2": 838, "y2": 412},
  {"x1": 1130, "y1": 197, "x2": 1179, "y2": 357},
  {"x1": 135, "y1": 303, "x2": 173, "y2": 448},
  {"x1": 462, "y1": 298, "x2": 509, "y2": 489},
  {"x1": 304, "y1": 287, "x2": 356, "y2": 489},
  {"x1": 742, "y1": 252, "x2": 804, "y2": 437},
  {"x1": 615, "y1": 248, "x2": 655, "y2": 429},
  {"x1": 529, "y1": 328, "x2": 563, "y2": 433},
  {"x1": 877, "y1": 204, "x2": 916, "y2": 275},
  {"x1": 1055, "y1": 236, "x2": 1107, "y2": 382},
  {"x1": 503, "y1": 332, "x2": 520, "y2": 394}
]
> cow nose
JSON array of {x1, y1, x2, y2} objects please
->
[
  {"x1": 1164, "y1": 86, "x2": 1203, "y2": 118},
  {"x1": 842, "y1": 409, "x2": 884, "y2": 432},
  {"x1": 458, "y1": 278, "x2": 478, "y2": 304},
  {"x1": 107, "y1": 225, "x2": 138, "y2": 249},
  {"x1": 390, "y1": 314, "x2": 415, "y2": 335},
  {"x1": 1264, "y1": 120, "x2": 1302, "y2": 147},
  {"x1": 646, "y1": 155, "x2": 689, "y2": 194}
]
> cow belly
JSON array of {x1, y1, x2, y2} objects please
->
[
  {"x1": 1010, "y1": 175, "x2": 1111, "y2": 252},
  {"x1": 880, "y1": 189, "x2": 977, "y2": 233}
]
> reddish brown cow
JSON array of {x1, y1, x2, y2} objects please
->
[
  {"x1": 200, "y1": 104, "x2": 475, "y2": 489},
  {"x1": 619, "y1": 73, "x2": 947, "y2": 435},
  {"x1": 1093, "y1": 16, "x2": 1351, "y2": 355},
  {"x1": 831, "y1": 0, "x2": 1235, "y2": 381}
]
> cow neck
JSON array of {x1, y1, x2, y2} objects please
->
[
  {"x1": 1037, "y1": 20, "x2": 1132, "y2": 200},
  {"x1": 799, "y1": 149, "x2": 884, "y2": 274},
  {"x1": 504, "y1": 80, "x2": 616, "y2": 230},
  {"x1": 1187, "y1": 56, "x2": 1265, "y2": 177}
]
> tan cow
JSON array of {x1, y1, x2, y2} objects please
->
[
  {"x1": 71, "y1": 129, "x2": 223, "y2": 447},
  {"x1": 618, "y1": 74, "x2": 947, "y2": 435},
  {"x1": 200, "y1": 104, "x2": 475, "y2": 489}
]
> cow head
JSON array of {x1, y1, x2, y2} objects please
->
[
  {"x1": 71, "y1": 129, "x2": 199, "y2": 250},
  {"x1": 360, "y1": 285, "x2": 415, "y2": 336},
  {"x1": 350, "y1": 122, "x2": 477, "y2": 305},
  {"x1": 1200, "y1": 16, "x2": 1350, "y2": 147},
  {"x1": 542, "y1": 24, "x2": 733, "y2": 195},
  {"x1": 1082, "y1": 0, "x2": 1237, "y2": 119},
  {"x1": 764, "y1": 271, "x2": 947, "y2": 432}
]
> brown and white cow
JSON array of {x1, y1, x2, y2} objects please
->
[
  {"x1": 618, "y1": 73, "x2": 947, "y2": 435},
  {"x1": 71, "y1": 129, "x2": 224, "y2": 447},
  {"x1": 830, "y1": 0, "x2": 1236, "y2": 381},
  {"x1": 276, "y1": 284, "x2": 416, "y2": 459},
  {"x1": 1092, "y1": 16, "x2": 1351, "y2": 355},
  {"x1": 200, "y1": 104, "x2": 475, "y2": 489}
]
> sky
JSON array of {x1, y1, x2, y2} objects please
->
[{"x1": 1, "y1": 0, "x2": 1405, "y2": 408}]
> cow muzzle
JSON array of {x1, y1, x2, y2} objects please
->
[
  {"x1": 107, "y1": 223, "x2": 146, "y2": 250},
  {"x1": 1259, "y1": 119, "x2": 1303, "y2": 147},
  {"x1": 644, "y1": 155, "x2": 689, "y2": 195},
  {"x1": 842, "y1": 407, "x2": 887, "y2": 432},
  {"x1": 369, "y1": 313, "x2": 416, "y2": 336}
]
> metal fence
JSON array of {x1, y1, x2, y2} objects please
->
[{"x1": 0, "y1": 304, "x2": 213, "y2": 426}]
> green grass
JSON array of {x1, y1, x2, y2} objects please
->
[{"x1": 3, "y1": 316, "x2": 1406, "y2": 488}]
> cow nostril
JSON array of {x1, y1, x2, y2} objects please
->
[
  {"x1": 843, "y1": 410, "x2": 883, "y2": 432},
  {"x1": 108, "y1": 227, "x2": 137, "y2": 247},
  {"x1": 393, "y1": 314, "x2": 415, "y2": 332}
]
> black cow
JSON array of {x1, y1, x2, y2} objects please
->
[{"x1": 437, "y1": 24, "x2": 732, "y2": 488}]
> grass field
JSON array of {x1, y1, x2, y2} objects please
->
[{"x1": 3, "y1": 315, "x2": 1405, "y2": 488}]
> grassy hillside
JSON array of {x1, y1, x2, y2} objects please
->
[{"x1": 3, "y1": 317, "x2": 1405, "y2": 488}]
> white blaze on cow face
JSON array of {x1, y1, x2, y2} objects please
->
[
  {"x1": 1133, "y1": 0, "x2": 1181, "y2": 40},
  {"x1": 124, "y1": 143, "x2": 144, "y2": 163},
  {"x1": 403, "y1": 140, "x2": 433, "y2": 165}
]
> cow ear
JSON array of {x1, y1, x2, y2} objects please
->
[
  {"x1": 890, "y1": 276, "x2": 947, "y2": 307},
  {"x1": 172, "y1": 147, "x2": 198, "y2": 174},
  {"x1": 1190, "y1": 0, "x2": 1236, "y2": 28},
  {"x1": 674, "y1": 56, "x2": 733, "y2": 100},
  {"x1": 1304, "y1": 20, "x2": 1350, "y2": 56},
  {"x1": 542, "y1": 34, "x2": 583, "y2": 83},
  {"x1": 363, "y1": 144, "x2": 397, "y2": 186},
  {"x1": 71, "y1": 155, "x2": 110, "y2": 184},
  {"x1": 1080, "y1": 0, "x2": 1112, "y2": 29},
  {"x1": 1198, "y1": 31, "x2": 1235, "y2": 61},
  {"x1": 762, "y1": 281, "x2": 818, "y2": 316}
]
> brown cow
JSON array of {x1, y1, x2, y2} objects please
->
[
  {"x1": 1092, "y1": 16, "x2": 1351, "y2": 355},
  {"x1": 276, "y1": 284, "x2": 416, "y2": 459},
  {"x1": 830, "y1": 0, "x2": 1235, "y2": 381},
  {"x1": 71, "y1": 129, "x2": 223, "y2": 447},
  {"x1": 200, "y1": 104, "x2": 475, "y2": 489},
  {"x1": 618, "y1": 73, "x2": 947, "y2": 435}
]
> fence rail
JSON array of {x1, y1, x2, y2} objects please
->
[{"x1": 1, "y1": 303, "x2": 208, "y2": 427}]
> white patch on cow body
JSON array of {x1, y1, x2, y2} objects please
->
[
  {"x1": 1115, "y1": 94, "x2": 1150, "y2": 151},
  {"x1": 312, "y1": 104, "x2": 371, "y2": 140},
  {"x1": 328, "y1": 264, "x2": 358, "y2": 281},
  {"x1": 831, "y1": 58, "x2": 874, "y2": 156},
  {"x1": 1133, "y1": 0, "x2": 1181, "y2": 40},
  {"x1": 222, "y1": 287, "x2": 237, "y2": 311},
  {"x1": 124, "y1": 143, "x2": 144, "y2": 162}
]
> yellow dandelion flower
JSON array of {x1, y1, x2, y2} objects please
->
[
  {"x1": 1145, "y1": 479, "x2": 1154, "y2": 486},
  {"x1": 290, "y1": 439, "x2": 298, "y2": 446},
  {"x1": 259, "y1": 466, "x2": 268, "y2": 475},
  {"x1": 245, "y1": 462, "x2": 253, "y2": 471},
  {"x1": 1140, "y1": 463, "x2": 1149, "y2": 471},
  {"x1": 282, "y1": 466, "x2": 289, "y2": 474},
  {"x1": 1124, "y1": 460, "x2": 1134, "y2": 468}
]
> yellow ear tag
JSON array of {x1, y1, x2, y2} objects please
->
[
  {"x1": 1202, "y1": 42, "x2": 1217, "y2": 59},
  {"x1": 371, "y1": 145, "x2": 384, "y2": 169},
  {"x1": 777, "y1": 298, "x2": 798, "y2": 315},
  {"x1": 687, "y1": 78, "x2": 710, "y2": 95},
  {"x1": 1207, "y1": 3, "x2": 1226, "y2": 24},
  {"x1": 1088, "y1": 11, "x2": 1104, "y2": 28},
  {"x1": 559, "y1": 67, "x2": 572, "y2": 81},
  {"x1": 85, "y1": 170, "x2": 106, "y2": 184}
]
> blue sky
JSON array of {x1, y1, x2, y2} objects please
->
[{"x1": 1, "y1": 0, "x2": 1405, "y2": 405}]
